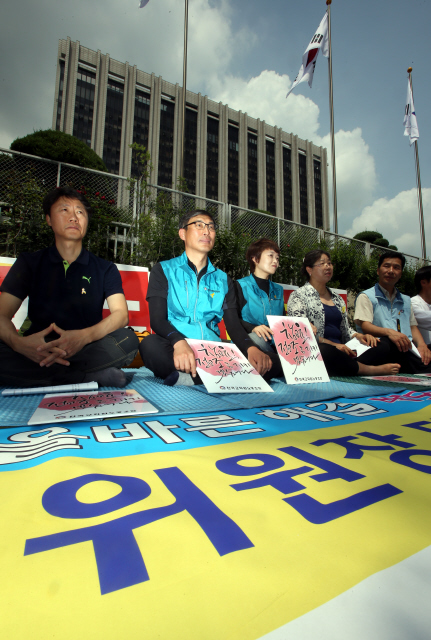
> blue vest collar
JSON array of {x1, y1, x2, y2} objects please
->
[{"x1": 375, "y1": 283, "x2": 403, "y2": 302}]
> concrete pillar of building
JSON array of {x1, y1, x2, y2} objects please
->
[
  {"x1": 59, "y1": 38, "x2": 72, "y2": 133},
  {"x1": 275, "y1": 126, "x2": 284, "y2": 219},
  {"x1": 120, "y1": 63, "x2": 136, "y2": 178},
  {"x1": 147, "y1": 73, "x2": 157, "y2": 184},
  {"x1": 238, "y1": 111, "x2": 248, "y2": 209},
  {"x1": 321, "y1": 146, "x2": 330, "y2": 230},
  {"x1": 94, "y1": 53, "x2": 109, "y2": 159},
  {"x1": 64, "y1": 39, "x2": 80, "y2": 136},
  {"x1": 118, "y1": 61, "x2": 129, "y2": 177},
  {"x1": 90, "y1": 50, "x2": 101, "y2": 151},
  {"x1": 52, "y1": 40, "x2": 63, "y2": 130},
  {"x1": 257, "y1": 119, "x2": 267, "y2": 211},
  {"x1": 150, "y1": 75, "x2": 162, "y2": 186},
  {"x1": 218, "y1": 103, "x2": 229, "y2": 204},
  {"x1": 196, "y1": 93, "x2": 208, "y2": 199},
  {"x1": 291, "y1": 135, "x2": 300, "y2": 223},
  {"x1": 172, "y1": 83, "x2": 182, "y2": 189},
  {"x1": 306, "y1": 140, "x2": 316, "y2": 227}
]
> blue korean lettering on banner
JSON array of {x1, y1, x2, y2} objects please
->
[
  {"x1": 2, "y1": 391, "x2": 431, "y2": 471},
  {"x1": 25, "y1": 468, "x2": 254, "y2": 595}
]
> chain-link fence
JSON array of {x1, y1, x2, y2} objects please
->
[
  {"x1": 147, "y1": 185, "x2": 228, "y2": 228},
  {"x1": 0, "y1": 147, "x2": 133, "y2": 222},
  {"x1": 0, "y1": 147, "x2": 427, "y2": 268}
]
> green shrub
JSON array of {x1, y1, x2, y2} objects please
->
[{"x1": 11, "y1": 130, "x2": 107, "y2": 172}]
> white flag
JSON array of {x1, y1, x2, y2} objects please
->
[
  {"x1": 286, "y1": 13, "x2": 329, "y2": 98},
  {"x1": 403, "y1": 80, "x2": 419, "y2": 145}
]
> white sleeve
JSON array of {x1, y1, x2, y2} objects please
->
[{"x1": 411, "y1": 297, "x2": 431, "y2": 330}]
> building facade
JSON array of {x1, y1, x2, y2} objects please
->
[{"x1": 53, "y1": 37, "x2": 329, "y2": 228}]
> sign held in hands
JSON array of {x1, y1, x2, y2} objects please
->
[
  {"x1": 186, "y1": 339, "x2": 273, "y2": 393},
  {"x1": 267, "y1": 316, "x2": 329, "y2": 384}
]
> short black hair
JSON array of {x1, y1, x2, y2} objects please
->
[
  {"x1": 301, "y1": 250, "x2": 331, "y2": 281},
  {"x1": 414, "y1": 265, "x2": 431, "y2": 293},
  {"x1": 178, "y1": 209, "x2": 216, "y2": 230},
  {"x1": 43, "y1": 186, "x2": 92, "y2": 220},
  {"x1": 246, "y1": 238, "x2": 280, "y2": 273},
  {"x1": 377, "y1": 250, "x2": 405, "y2": 269}
]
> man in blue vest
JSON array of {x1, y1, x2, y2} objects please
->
[
  {"x1": 354, "y1": 250, "x2": 431, "y2": 372},
  {"x1": 140, "y1": 210, "x2": 282, "y2": 385}
]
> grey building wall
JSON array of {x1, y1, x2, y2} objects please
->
[{"x1": 53, "y1": 37, "x2": 330, "y2": 229}]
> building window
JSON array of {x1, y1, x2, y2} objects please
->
[
  {"x1": 283, "y1": 146, "x2": 292, "y2": 220},
  {"x1": 103, "y1": 78, "x2": 124, "y2": 174},
  {"x1": 183, "y1": 107, "x2": 197, "y2": 194},
  {"x1": 314, "y1": 159, "x2": 323, "y2": 228},
  {"x1": 266, "y1": 140, "x2": 276, "y2": 215},
  {"x1": 55, "y1": 59, "x2": 65, "y2": 131},
  {"x1": 248, "y1": 133, "x2": 258, "y2": 210},
  {"x1": 298, "y1": 152, "x2": 308, "y2": 225},
  {"x1": 157, "y1": 98, "x2": 175, "y2": 188},
  {"x1": 73, "y1": 67, "x2": 96, "y2": 147},
  {"x1": 227, "y1": 125, "x2": 239, "y2": 205},
  {"x1": 206, "y1": 116, "x2": 219, "y2": 200},
  {"x1": 131, "y1": 89, "x2": 150, "y2": 177}
]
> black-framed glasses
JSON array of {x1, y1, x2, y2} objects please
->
[{"x1": 183, "y1": 220, "x2": 216, "y2": 232}]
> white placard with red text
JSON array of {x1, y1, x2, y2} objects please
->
[
  {"x1": 267, "y1": 315, "x2": 330, "y2": 385},
  {"x1": 28, "y1": 389, "x2": 158, "y2": 425},
  {"x1": 186, "y1": 339, "x2": 273, "y2": 393}
]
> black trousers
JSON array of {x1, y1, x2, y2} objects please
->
[
  {"x1": 0, "y1": 327, "x2": 139, "y2": 387},
  {"x1": 319, "y1": 336, "x2": 431, "y2": 377},
  {"x1": 369, "y1": 336, "x2": 431, "y2": 374},
  {"x1": 139, "y1": 334, "x2": 283, "y2": 382}
]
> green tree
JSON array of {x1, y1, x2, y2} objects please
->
[
  {"x1": 121, "y1": 143, "x2": 184, "y2": 266},
  {"x1": 353, "y1": 230, "x2": 398, "y2": 251},
  {"x1": 11, "y1": 130, "x2": 107, "y2": 172}
]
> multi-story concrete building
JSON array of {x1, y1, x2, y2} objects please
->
[{"x1": 53, "y1": 37, "x2": 329, "y2": 228}]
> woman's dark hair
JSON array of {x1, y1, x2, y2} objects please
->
[
  {"x1": 43, "y1": 186, "x2": 92, "y2": 220},
  {"x1": 246, "y1": 238, "x2": 280, "y2": 273},
  {"x1": 301, "y1": 250, "x2": 331, "y2": 281}
]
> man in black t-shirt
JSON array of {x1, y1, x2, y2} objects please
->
[{"x1": 0, "y1": 187, "x2": 139, "y2": 388}]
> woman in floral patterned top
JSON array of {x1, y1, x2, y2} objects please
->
[{"x1": 287, "y1": 250, "x2": 400, "y2": 377}]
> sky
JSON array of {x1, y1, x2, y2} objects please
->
[{"x1": 1, "y1": 0, "x2": 430, "y2": 257}]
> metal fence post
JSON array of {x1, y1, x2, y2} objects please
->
[{"x1": 56, "y1": 162, "x2": 61, "y2": 187}]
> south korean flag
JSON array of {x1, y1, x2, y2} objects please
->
[
  {"x1": 403, "y1": 79, "x2": 419, "y2": 145},
  {"x1": 286, "y1": 12, "x2": 329, "y2": 98}
]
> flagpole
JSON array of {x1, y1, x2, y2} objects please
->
[
  {"x1": 179, "y1": 0, "x2": 189, "y2": 180},
  {"x1": 326, "y1": 0, "x2": 338, "y2": 235},
  {"x1": 407, "y1": 67, "x2": 426, "y2": 260}
]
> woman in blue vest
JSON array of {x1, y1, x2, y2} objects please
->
[
  {"x1": 286, "y1": 250, "x2": 401, "y2": 377},
  {"x1": 235, "y1": 239, "x2": 285, "y2": 354}
]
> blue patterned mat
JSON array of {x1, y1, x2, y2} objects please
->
[{"x1": 0, "y1": 368, "x2": 411, "y2": 427}]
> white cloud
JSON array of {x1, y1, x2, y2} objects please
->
[
  {"x1": 209, "y1": 70, "x2": 321, "y2": 141},
  {"x1": 345, "y1": 188, "x2": 431, "y2": 257},
  {"x1": 318, "y1": 128, "x2": 377, "y2": 231},
  {"x1": 208, "y1": 69, "x2": 379, "y2": 231}
]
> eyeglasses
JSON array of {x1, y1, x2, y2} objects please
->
[
  {"x1": 183, "y1": 220, "x2": 216, "y2": 232},
  {"x1": 312, "y1": 261, "x2": 333, "y2": 268}
]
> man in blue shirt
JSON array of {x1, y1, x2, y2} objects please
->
[
  {"x1": 140, "y1": 210, "x2": 282, "y2": 385},
  {"x1": 354, "y1": 250, "x2": 431, "y2": 373},
  {"x1": 0, "y1": 187, "x2": 139, "y2": 387}
]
